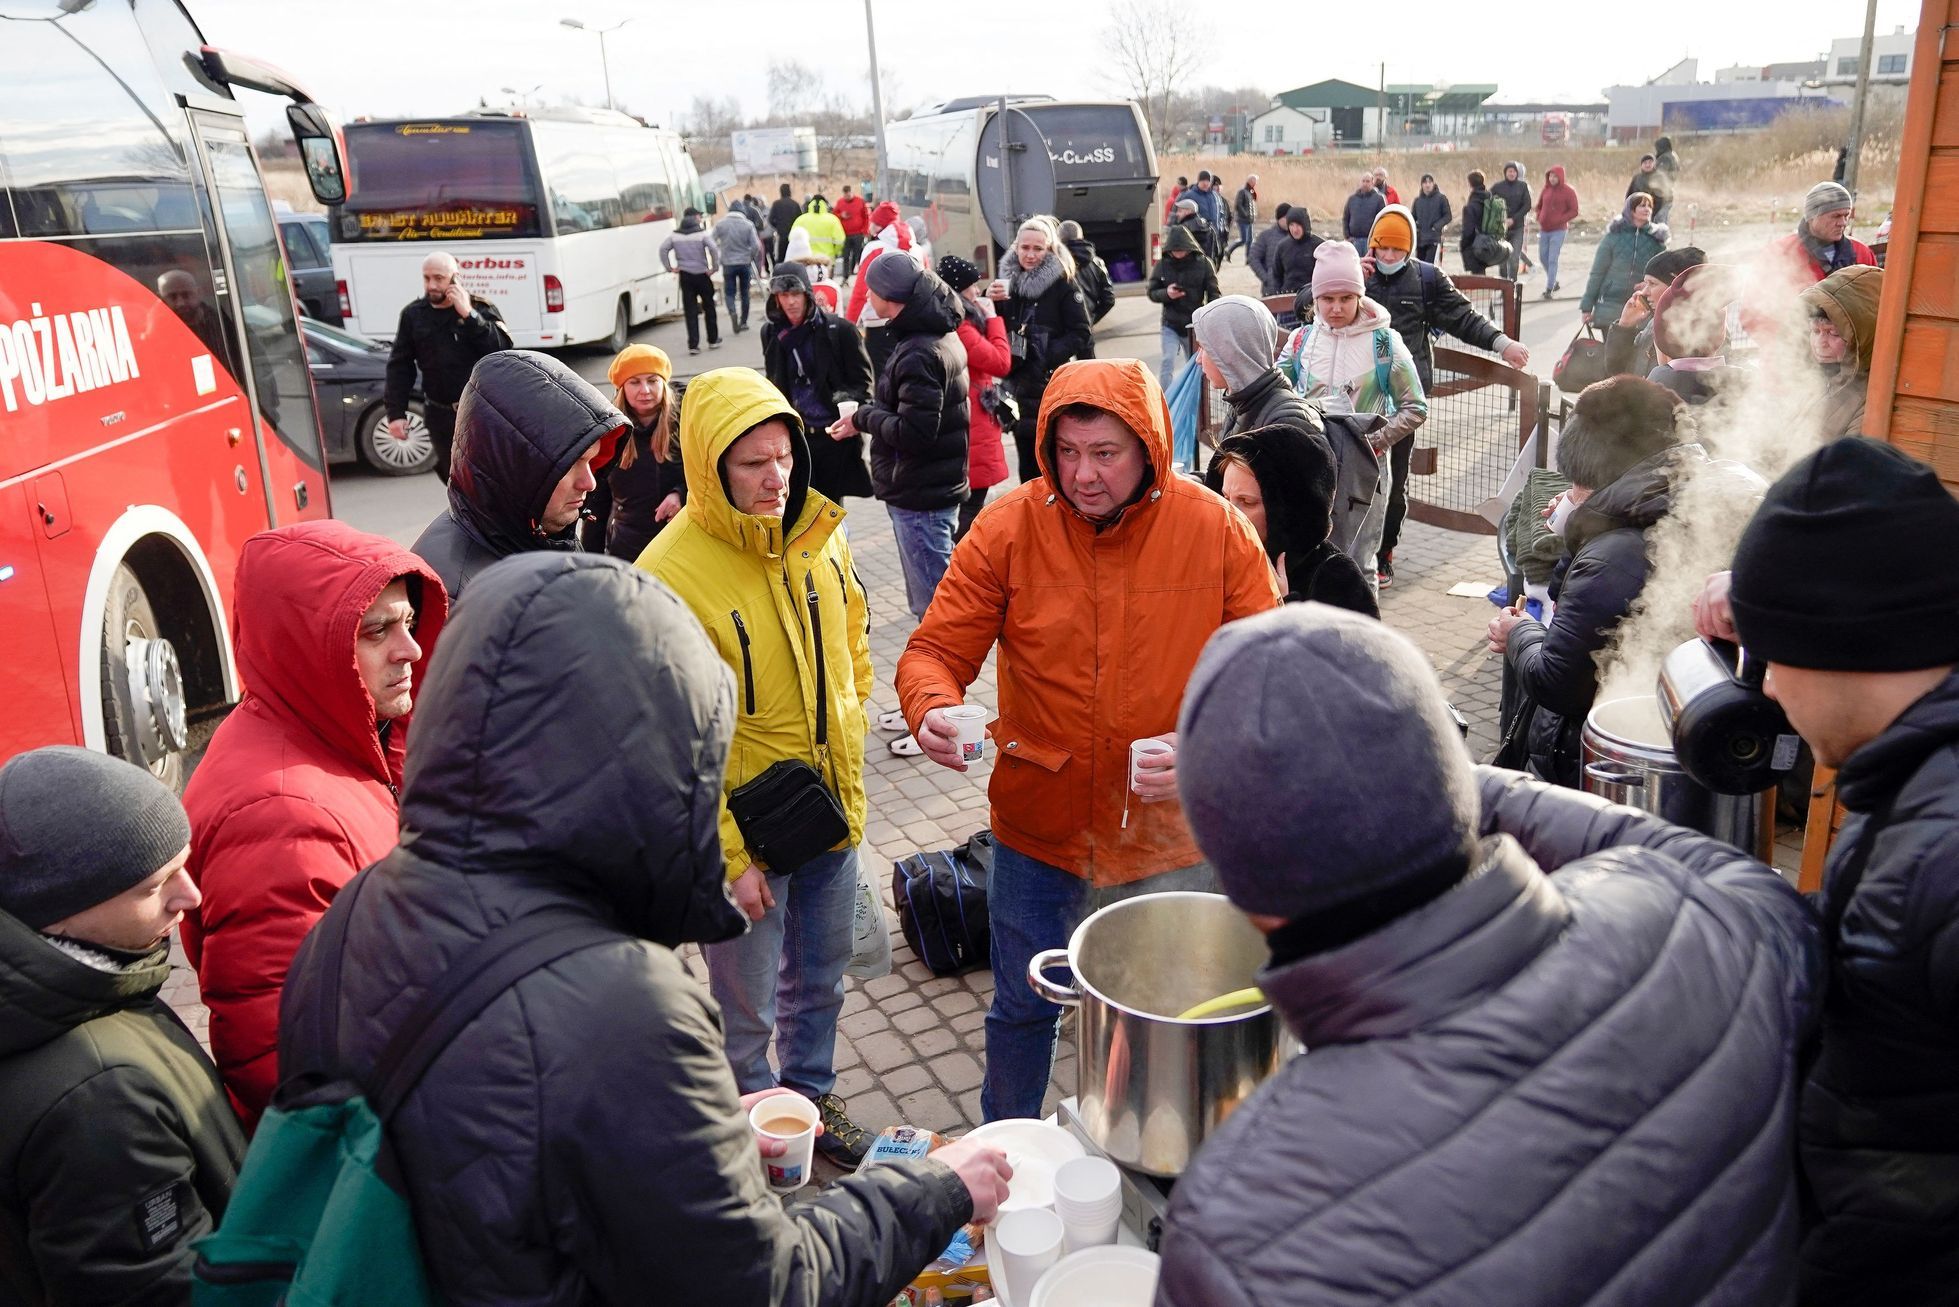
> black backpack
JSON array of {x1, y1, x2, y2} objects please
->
[{"x1": 891, "y1": 830, "x2": 993, "y2": 976}]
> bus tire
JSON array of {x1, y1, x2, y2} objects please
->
[
  {"x1": 603, "y1": 297, "x2": 630, "y2": 354},
  {"x1": 100, "y1": 562, "x2": 191, "y2": 793},
  {"x1": 356, "y1": 401, "x2": 435, "y2": 476}
]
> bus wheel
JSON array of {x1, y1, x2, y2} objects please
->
[
  {"x1": 603, "y1": 297, "x2": 630, "y2": 354},
  {"x1": 357, "y1": 403, "x2": 435, "y2": 476},
  {"x1": 101, "y1": 563, "x2": 190, "y2": 792}
]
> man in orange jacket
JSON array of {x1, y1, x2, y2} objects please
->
[{"x1": 896, "y1": 358, "x2": 1281, "y2": 1120}]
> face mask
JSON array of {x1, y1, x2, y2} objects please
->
[
  {"x1": 1547, "y1": 493, "x2": 1583, "y2": 537},
  {"x1": 1374, "y1": 252, "x2": 1407, "y2": 274}
]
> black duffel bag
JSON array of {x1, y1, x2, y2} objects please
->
[{"x1": 891, "y1": 829, "x2": 993, "y2": 976}]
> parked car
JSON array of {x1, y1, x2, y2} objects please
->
[
  {"x1": 302, "y1": 318, "x2": 433, "y2": 476},
  {"x1": 279, "y1": 211, "x2": 343, "y2": 325}
]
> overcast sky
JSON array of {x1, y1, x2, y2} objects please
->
[{"x1": 194, "y1": 0, "x2": 1920, "y2": 132}]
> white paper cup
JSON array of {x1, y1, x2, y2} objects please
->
[
  {"x1": 836, "y1": 399, "x2": 859, "y2": 422},
  {"x1": 1129, "y1": 739, "x2": 1173, "y2": 794},
  {"x1": 944, "y1": 705, "x2": 988, "y2": 762},
  {"x1": 1054, "y1": 1156, "x2": 1123, "y2": 1254},
  {"x1": 750, "y1": 1093, "x2": 819, "y2": 1192},
  {"x1": 993, "y1": 1207, "x2": 1065, "y2": 1307}
]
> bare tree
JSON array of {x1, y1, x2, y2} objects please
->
[
  {"x1": 681, "y1": 94, "x2": 745, "y2": 169},
  {"x1": 766, "y1": 59, "x2": 826, "y2": 123},
  {"x1": 1100, "y1": 0, "x2": 1213, "y2": 151}
]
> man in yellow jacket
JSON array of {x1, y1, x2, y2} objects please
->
[
  {"x1": 791, "y1": 196, "x2": 847, "y2": 269},
  {"x1": 637, "y1": 367, "x2": 876, "y2": 1165}
]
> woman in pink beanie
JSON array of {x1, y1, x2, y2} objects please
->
[{"x1": 1275, "y1": 240, "x2": 1429, "y2": 596}]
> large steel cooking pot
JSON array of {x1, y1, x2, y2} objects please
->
[
  {"x1": 1028, "y1": 892, "x2": 1285, "y2": 1177},
  {"x1": 1582, "y1": 695, "x2": 1760, "y2": 852}
]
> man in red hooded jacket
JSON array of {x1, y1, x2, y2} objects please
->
[
  {"x1": 181, "y1": 521, "x2": 447, "y2": 1128},
  {"x1": 834, "y1": 183, "x2": 871, "y2": 277}
]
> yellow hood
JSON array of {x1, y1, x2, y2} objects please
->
[{"x1": 677, "y1": 367, "x2": 828, "y2": 555}]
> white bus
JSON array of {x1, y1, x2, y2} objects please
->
[
  {"x1": 885, "y1": 98, "x2": 1160, "y2": 285},
  {"x1": 330, "y1": 107, "x2": 707, "y2": 351}
]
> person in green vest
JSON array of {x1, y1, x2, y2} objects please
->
[{"x1": 0, "y1": 747, "x2": 244, "y2": 1305}]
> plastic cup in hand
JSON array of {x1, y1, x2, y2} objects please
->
[
  {"x1": 836, "y1": 399, "x2": 859, "y2": 423},
  {"x1": 944, "y1": 705, "x2": 988, "y2": 762},
  {"x1": 749, "y1": 1093, "x2": 819, "y2": 1193},
  {"x1": 1053, "y1": 1156, "x2": 1123, "y2": 1255},
  {"x1": 1129, "y1": 739, "x2": 1173, "y2": 794},
  {"x1": 992, "y1": 1207, "x2": 1064, "y2": 1307}
]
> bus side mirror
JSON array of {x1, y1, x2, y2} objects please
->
[{"x1": 286, "y1": 102, "x2": 346, "y2": 206}]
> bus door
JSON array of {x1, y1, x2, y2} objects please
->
[{"x1": 185, "y1": 111, "x2": 329, "y2": 526}]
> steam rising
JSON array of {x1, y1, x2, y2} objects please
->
[{"x1": 1591, "y1": 244, "x2": 1834, "y2": 706}]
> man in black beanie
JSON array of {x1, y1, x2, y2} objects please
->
[
  {"x1": 1156, "y1": 604, "x2": 1821, "y2": 1307},
  {"x1": 0, "y1": 746, "x2": 245, "y2": 1303},
  {"x1": 1703, "y1": 436, "x2": 1959, "y2": 1304}
]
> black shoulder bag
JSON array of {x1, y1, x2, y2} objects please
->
[{"x1": 726, "y1": 573, "x2": 851, "y2": 875}]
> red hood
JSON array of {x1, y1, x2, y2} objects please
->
[
  {"x1": 1546, "y1": 166, "x2": 1567, "y2": 187},
  {"x1": 231, "y1": 522, "x2": 449, "y2": 786}
]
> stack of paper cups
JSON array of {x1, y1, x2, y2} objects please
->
[
  {"x1": 1052, "y1": 1156, "x2": 1123, "y2": 1255},
  {"x1": 991, "y1": 1207, "x2": 1064, "y2": 1307}
]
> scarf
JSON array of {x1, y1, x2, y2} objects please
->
[
  {"x1": 1008, "y1": 250, "x2": 1068, "y2": 302},
  {"x1": 1799, "y1": 224, "x2": 1856, "y2": 273}
]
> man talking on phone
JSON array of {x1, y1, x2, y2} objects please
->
[{"x1": 384, "y1": 251, "x2": 512, "y2": 482}]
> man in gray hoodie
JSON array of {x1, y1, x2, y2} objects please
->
[
  {"x1": 711, "y1": 207, "x2": 766, "y2": 334},
  {"x1": 1158, "y1": 603, "x2": 1821, "y2": 1307},
  {"x1": 659, "y1": 207, "x2": 722, "y2": 353}
]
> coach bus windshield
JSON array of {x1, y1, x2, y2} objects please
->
[
  {"x1": 1021, "y1": 104, "x2": 1150, "y2": 183},
  {"x1": 336, "y1": 120, "x2": 542, "y2": 241}
]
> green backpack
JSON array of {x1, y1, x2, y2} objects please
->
[
  {"x1": 193, "y1": 876, "x2": 613, "y2": 1306},
  {"x1": 1481, "y1": 194, "x2": 1510, "y2": 237}
]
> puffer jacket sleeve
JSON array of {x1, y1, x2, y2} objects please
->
[
  {"x1": 193, "y1": 796, "x2": 360, "y2": 1125},
  {"x1": 1044, "y1": 281, "x2": 1093, "y2": 370},
  {"x1": 547, "y1": 970, "x2": 972, "y2": 1306},
  {"x1": 17, "y1": 1065, "x2": 225, "y2": 1304},
  {"x1": 1504, "y1": 535, "x2": 1644, "y2": 717},
  {"x1": 896, "y1": 526, "x2": 1010, "y2": 732},
  {"x1": 960, "y1": 317, "x2": 1013, "y2": 382},
  {"x1": 1431, "y1": 271, "x2": 1505, "y2": 353},
  {"x1": 1154, "y1": 1223, "x2": 1259, "y2": 1307},
  {"x1": 1476, "y1": 764, "x2": 1822, "y2": 1026},
  {"x1": 858, "y1": 343, "x2": 952, "y2": 457},
  {"x1": 827, "y1": 317, "x2": 875, "y2": 404}
]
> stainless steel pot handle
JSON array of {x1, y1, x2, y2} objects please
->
[
  {"x1": 1585, "y1": 761, "x2": 1646, "y2": 790},
  {"x1": 1027, "y1": 949, "x2": 1081, "y2": 1006}
]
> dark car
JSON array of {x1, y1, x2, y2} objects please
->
[
  {"x1": 302, "y1": 318, "x2": 433, "y2": 476},
  {"x1": 279, "y1": 211, "x2": 343, "y2": 326}
]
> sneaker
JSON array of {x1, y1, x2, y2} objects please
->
[
  {"x1": 813, "y1": 1093, "x2": 871, "y2": 1167},
  {"x1": 1378, "y1": 553, "x2": 1395, "y2": 589},
  {"x1": 709, "y1": 340, "x2": 723, "y2": 350},
  {"x1": 689, "y1": 346, "x2": 701, "y2": 355}
]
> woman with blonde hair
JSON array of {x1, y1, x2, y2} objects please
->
[
  {"x1": 988, "y1": 215, "x2": 1091, "y2": 481},
  {"x1": 592, "y1": 343, "x2": 686, "y2": 561}
]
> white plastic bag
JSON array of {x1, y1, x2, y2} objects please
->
[{"x1": 844, "y1": 853, "x2": 892, "y2": 980}]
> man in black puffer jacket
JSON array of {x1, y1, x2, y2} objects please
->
[
  {"x1": 1161, "y1": 604, "x2": 1821, "y2": 1307},
  {"x1": 853, "y1": 255, "x2": 969, "y2": 619},
  {"x1": 279, "y1": 553, "x2": 1009, "y2": 1307},
  {"x1": 1268, "y1": 209, "x2": 1321, "y2": 297},
  {"x1": 1708, "y1": 437, "x2": 1959, "y2": 1305},
  {"x1": 1490, "y1": 376, "x2": 1689, "y2": 787},
  {"x1": 411, "y1": 350, "x2": 626, "y2": 601}
]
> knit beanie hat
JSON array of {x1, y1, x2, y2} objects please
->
[
  {"x1": 1731, "y1": 438, "x2": 1959, "y2": 672},
  {"x1": 1368, "y1": 205, "x2": 1416, "y2": 255},
  {"x1": 1556, "y1": 374, "x2": 1683, "y2": 490},
  {"x1": 1179, "y1": 606, "x2": 1479, "y2": 921},
  {"x1": 935, "y1": 254, "x2": 982, "y2": 293},
  {"x1": 1644, "y1": 246, "x2": 1705, "y2": 285},
  {"x1": 0, "y1": 746, "x2": 191, "y2": 930},
  {"x1": 1273, "y1": 201, "x2": 1292, "y2": 222},
  {"x1": 1804, "y1": 181, "x2": 1854, "y2": 224},
  {"x1": 606, "y1": 343, "x2": 671, "y2": 388},
  {"x1": 1312, "y1": 240, "x2": 1365, "y2": 298},
  {"x1": 865, "y1": 249, "x2": 923, "y2": 301},
  {"x1": 1191, "y1": 295, "x2": 1279, "y2": 394},
  {"x1": 870, "y1": 200, "x2": 900, "y2": 231},
  {"x1": 1651, "y1": 264, "x2": 1730, "y2": 360}
]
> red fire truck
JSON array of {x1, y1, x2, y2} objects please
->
[{"x1": 0, "y1": 0, "x2": 347, "y2": 789}]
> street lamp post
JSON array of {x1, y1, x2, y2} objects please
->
[
  {"x1": 863, "y1": 0, "x2": 888, "y2": 200},
  {"x1": 500, "y1": 83, "x2": 544, "y2": 109},
  {"x1": 559, "y1": 16, "x2": 632, "y2": 113}
]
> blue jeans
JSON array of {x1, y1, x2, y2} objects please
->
[
  {"x1": 1159, "y1": 324, "x2": 1188, "y2": 391},
  {"x1": 1538, "y1": 229, "x2": 1567, "y2": 290},
  {"x1": 888, "y1": 504, "x2": 958, "y2": 620},
  {"x1": 706, "y1": 846, "x2": 857, "y2": 1097},
  {"x1": 723, "y1": 264, "x2": 753, "y2": 325},
  {"x1": 981, "y1": 842, "x2": 1220, "y2": 1122}
]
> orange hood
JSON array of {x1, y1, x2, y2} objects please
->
[{"x1": 1034, "y1": 358, "x2": 1174, "y2": 516}]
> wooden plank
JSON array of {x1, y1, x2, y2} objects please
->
[
  {"x1": 1799, "y1": 773, "x2": 1839, "y2": 895},
  {"x1": 1920, "y1": 155, "x2": 1959, "y2": 235},
  {"x1": 1936, "y1": 63, "x2": 1959, "y2": 149},
  {"x1": 1888, "y1": 397, "x2": 1959, "y2": 488},
  {"x1": 1897, "y1": 317, "x2": 1959, "y2": 403},
  {"x1": 1905, "y1": 236, "x2": 1959, "y2": 318}
]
